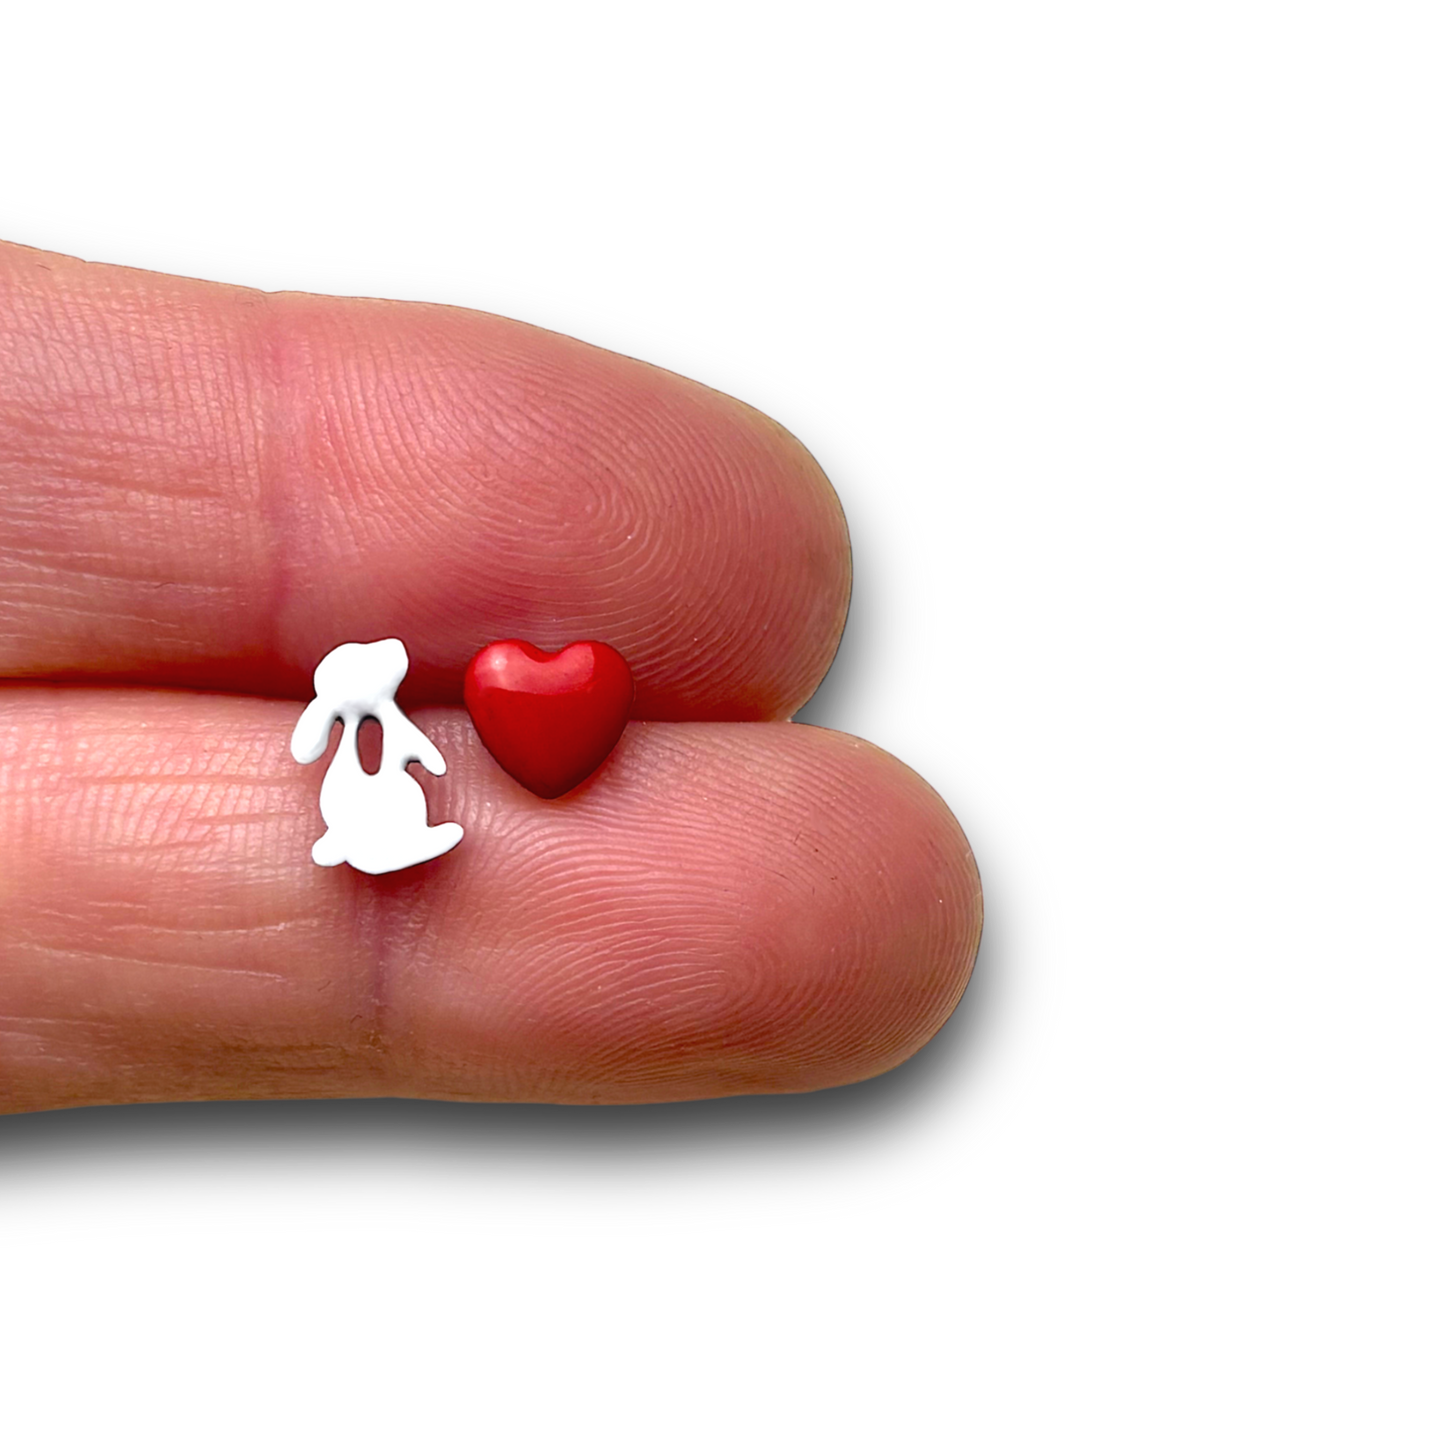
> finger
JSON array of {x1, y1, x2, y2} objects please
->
[
  {"x1": 0, "y1": 242, "x2": 849, "y2": 719},
  {"x1": 0, "y1": 690, "x2": 980, "y2": 1111}
]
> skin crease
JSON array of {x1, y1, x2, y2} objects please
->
[{"x1": 0, "y1": 242, "x2": 983, "y2": 1113}]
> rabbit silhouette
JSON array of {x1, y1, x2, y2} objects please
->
[{"x1": 290, "y1": 638, "x2": 464, "y2": 875}]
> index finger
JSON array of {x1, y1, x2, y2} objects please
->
[{"x1": 0, "y1": 242, "x2": 850, "y2": 718}]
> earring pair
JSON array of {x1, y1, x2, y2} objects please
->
[{"x1": 289, "y1": 637, "x2": 633, "y2": 875}]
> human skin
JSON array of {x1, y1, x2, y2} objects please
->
[{"x1": 0, "y1": 240, "x2": 982, "y2": 1112}]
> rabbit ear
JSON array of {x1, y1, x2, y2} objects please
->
[{"x1": 290, "y1": 698, "x2": 337, "y2": 764}]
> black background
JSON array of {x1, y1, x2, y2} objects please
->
[{"x1": 0, "y1": 228, "x2": 1028, "y2": 1219}]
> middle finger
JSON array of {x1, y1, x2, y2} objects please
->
[{"x1": 0, "y1": 688, "x2": 980, "y2": 1111}]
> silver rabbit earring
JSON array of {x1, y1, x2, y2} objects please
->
[{"x1": 290, "y1": 638, "x2": 463, "y2": 875}]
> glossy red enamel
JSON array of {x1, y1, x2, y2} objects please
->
[{"x1": 463, "y1": 640, "x2": 635, "y2": 798}]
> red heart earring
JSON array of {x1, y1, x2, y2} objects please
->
[{"x1": 463, "y1": 640, "x2": 634, "y2": 798}]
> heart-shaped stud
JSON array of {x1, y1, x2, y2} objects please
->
[{"x1": 463, "y1": 640, "x2": 634, "y2": 798}]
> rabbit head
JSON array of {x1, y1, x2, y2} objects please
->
[
  {"x1": 290, "y1": 638, "x2": 412, "y2": 764},
  {"x1": 312, "y1": 637, "x2": 410, "y2": 702}
]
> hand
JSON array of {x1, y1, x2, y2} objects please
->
[{"x1": 0, "y1": 240, "x2": 981, "y2": 1112}]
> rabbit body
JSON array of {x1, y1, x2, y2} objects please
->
[{"x1": 291, "y1": 639, "x2": 464, "y2": 875}]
